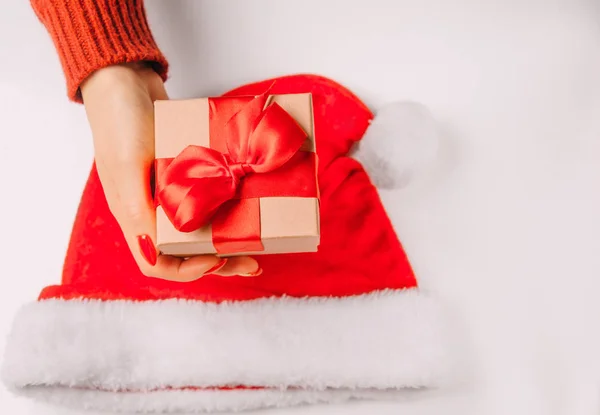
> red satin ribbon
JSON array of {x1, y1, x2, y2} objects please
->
[{"x1": 155, "y1": 92, "x2": 318, "y2": 253}]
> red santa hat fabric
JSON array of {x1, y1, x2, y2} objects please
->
[{"x1": 1, "y1": 74, "x2": 453, "y2": 413}]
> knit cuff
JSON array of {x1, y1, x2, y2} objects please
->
[{"x1": 31, "y1": 0, "x2": 169, "y2": 102}]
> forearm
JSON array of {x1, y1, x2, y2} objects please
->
[{"x1": 30, "y1": 0, "x2": 168, "y2": 102}]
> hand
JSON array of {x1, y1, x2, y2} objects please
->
[{"x1": 80, "y1": 63, "x2": 261, "y2": 281}]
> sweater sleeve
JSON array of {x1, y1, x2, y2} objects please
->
[{"x1": 30, "y1": 0, "x2": 169, "y2": 102}]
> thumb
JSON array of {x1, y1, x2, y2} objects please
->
[{"x1": 113, "y1": 159, "x2": 159, "y2": 275}]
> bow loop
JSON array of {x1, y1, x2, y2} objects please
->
[{"x1": 245, "y1": 102, "x2": 307, "y2": 173}]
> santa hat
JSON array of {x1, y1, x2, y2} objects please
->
[{"x1": 1, "y1": 74, "x2": 452, "y2": 413}]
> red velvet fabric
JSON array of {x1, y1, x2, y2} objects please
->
[{"x1": 39, "y1": 74, "x2": 417, "y2": 302}]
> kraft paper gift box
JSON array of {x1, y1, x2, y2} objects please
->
[{"x1": 154, "y1": 92, "x2": 320, "y2": 257}]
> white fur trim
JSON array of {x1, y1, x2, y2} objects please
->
[
  {"x1": 2, "y1": 289, "x2": 452, "y2": 413},
  {"x1": 11, "y1": 387, "x2": 430, "y2": 413}
]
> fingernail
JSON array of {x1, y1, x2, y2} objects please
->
[
  {"x1": 203, "y1": 258, "x2": 228, "y2": 275},
  {"x1": 240, "y1": 267, "x2": 263, "y2": 277},
  {"x1": 137, "y1": 234, "x2": 157, "y2": 266}
]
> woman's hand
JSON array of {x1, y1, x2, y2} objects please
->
[{"x1": 80, "y1": 63, "x2": 261, "y2": 281}]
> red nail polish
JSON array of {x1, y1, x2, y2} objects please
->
[
  {"x1": 137, "y1": 234, "x2": 157, "y2": 266},
  {"x1": 203, "y1": 258, "x2": 228, "y2": 275},
  {"x1": 241, "y1": 267, "x2": 263, "y2": 277}
]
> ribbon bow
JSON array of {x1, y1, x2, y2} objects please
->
[{"x1": 155, "y1": 93, "x2": 308, "y2": 233}]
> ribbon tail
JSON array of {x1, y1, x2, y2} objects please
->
[{"x1": 212, "y1": 199, "x2": 264, "y2": 253}]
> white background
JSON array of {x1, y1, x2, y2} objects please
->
[{"x1": 2, "y1": 0, "x2": 600, "y2": 414}]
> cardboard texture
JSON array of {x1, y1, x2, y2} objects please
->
[{"x1": 154, "y1": 94, "x2": 320, "y2": 257}]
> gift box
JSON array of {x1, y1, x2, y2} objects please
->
[{"x1": 154, "y1": 92, "x2": 320, "y2": 257}]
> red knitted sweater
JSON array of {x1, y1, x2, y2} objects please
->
[{"x1": 30, "y1": 0, "x2": 169, "y2": 102}]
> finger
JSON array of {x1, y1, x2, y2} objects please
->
[
  {"x1": 149, "y1": 255, "x2": 228, "y2": 282},
  {"x1": 95, "y1": 159, "x2": 162, "y2": 275},
  {"x1": 111, "y1": 159, "x2": 160, "y2": 271},
  {"x1": 213, "y1": 256, "x2": 261, "y2": 277}
]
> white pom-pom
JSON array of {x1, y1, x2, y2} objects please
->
[{"x1": 353, "y1": 101, "x2": 439, "y2": 189}]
